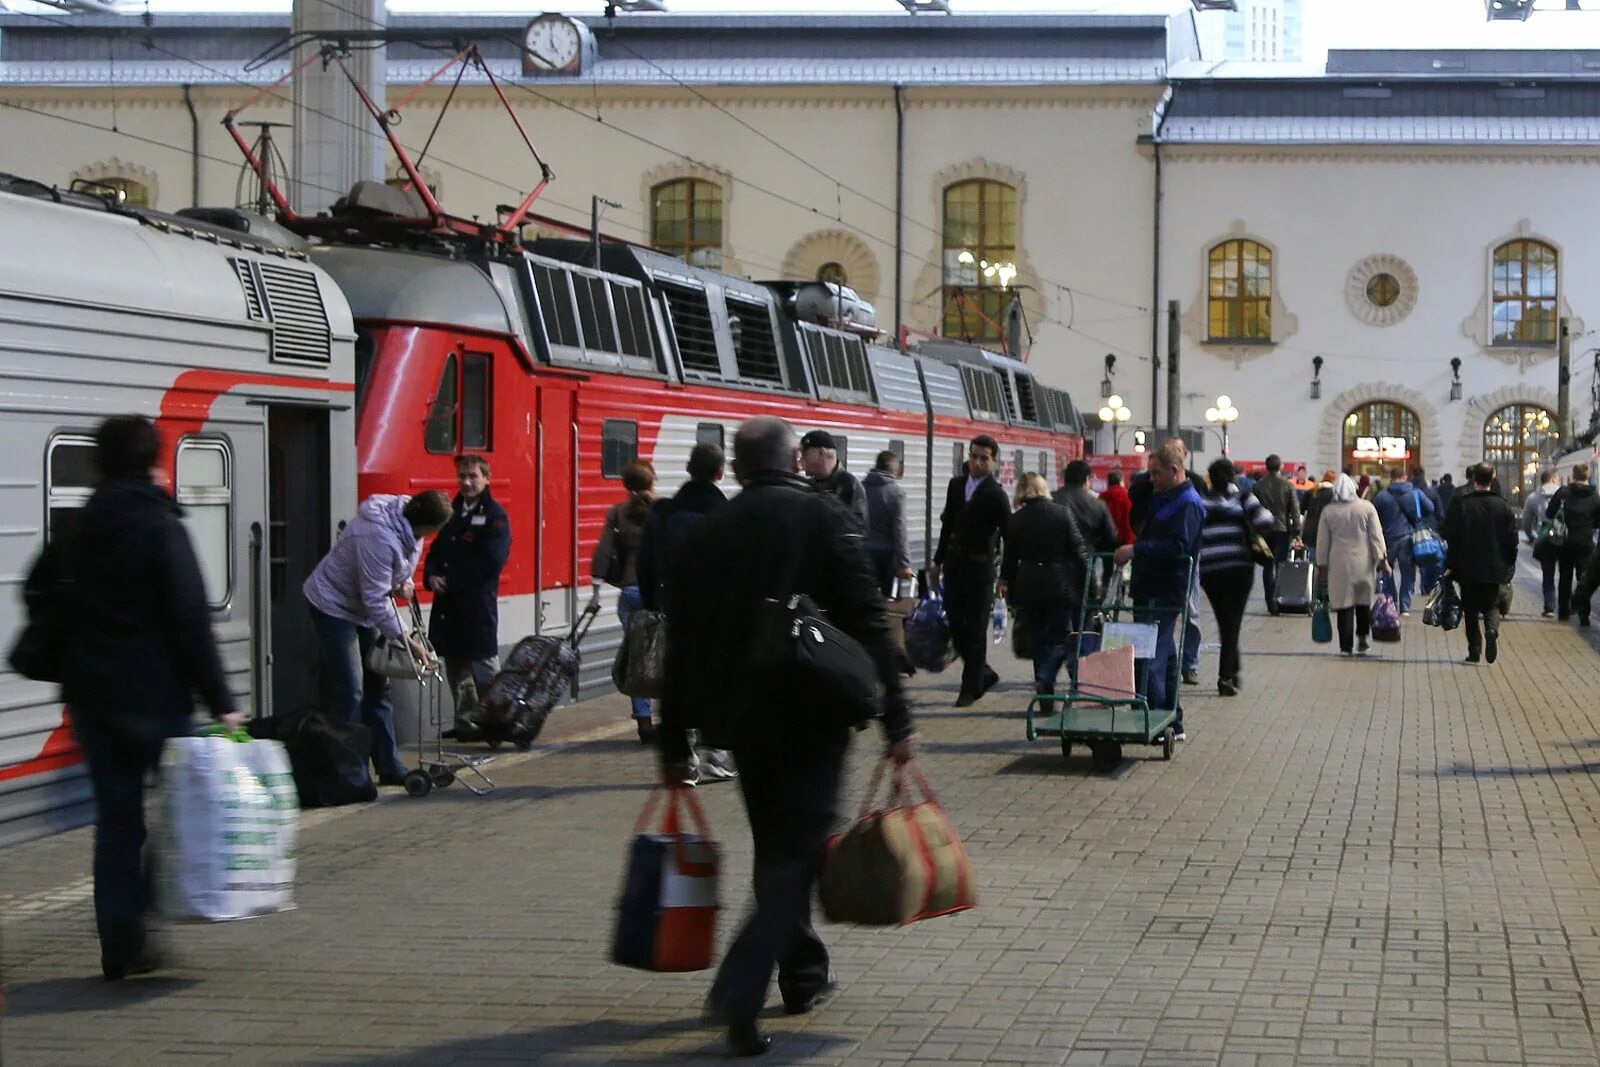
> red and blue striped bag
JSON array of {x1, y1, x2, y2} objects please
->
[{"x1": 611, "y1": 787, "x2": 719, "y2": 972}]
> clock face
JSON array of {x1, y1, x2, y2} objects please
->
[{"x1": 524, "y1": 14, "x2": 582, "y2": 74}]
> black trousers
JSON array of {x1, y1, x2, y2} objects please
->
[
  {"x1": 866, "y1": 545, "x2": 896, "y2": 599},
  {"x1": 942, "y1": 560, "x2": 997, "y2": 699},
  {"x1": 1559, "y1": 550, "x2": 1591, "y2": 621},
  {"x1": 709, "y1": 733, "x2": 848, "y2": 1021},
  {"x1": 72, "y1": 712, "x2": 179, "y2": 965},
  {"x1": 1261, "y1": 530, "x2": 1292, "y2": 609},
  {"x1": 1336, "y1": 605, "x2": 1371, "y2": 652},
  {"x1": 1460, "y1": 580, "x2": 1502, "y2": 656},
  {"x1": 1201, "y1": 568, "x2": 1253, "y2": 684}
]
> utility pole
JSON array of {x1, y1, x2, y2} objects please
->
[
  {"x1": 1558, "y1": 316, "x2": 1573, "y2": 446},
  {"x1": 1165, "y1": 300, "x2": 1181, "y2": 440}
]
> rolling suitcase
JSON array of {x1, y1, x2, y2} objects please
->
[
  {"x1": 463, "y1": 598, "x2": 602, "y2": 750},
  {"x1": 1274, "y1": 548, "x2": 1314, "y2": 615}
]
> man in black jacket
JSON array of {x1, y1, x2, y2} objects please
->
[
  {"x1": 61, "y1": 416, "x2": 240, "y2": 980},
  {"x1": 931, "y1": 434, "x2": 1011, "y2": 707},
  {"x1": 424, "y1": 454, "x2": 512, "y2": 736},
  {"x1": 1442, "y1": 463, "x2": 1519, "y2": 664},
  {"x1": 800, "y1": 429, "x2": 868, "y2": 532},
  {"x1": 1053, "y1": 459, "x2": 1120, "y2": 559},
  {"x1": 660, "y1": 416, "x2": 914, "y2": 1057},
  {"x1": 638, "y1": 442, "x2": 736, "y2": 785},
  {"x1": 1547, "y1": 463, "x2": 1600, "y2": 624}
]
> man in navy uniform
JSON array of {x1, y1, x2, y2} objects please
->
[{"x1": 424, "y1": 453, "x2": 512, "y2": 736}]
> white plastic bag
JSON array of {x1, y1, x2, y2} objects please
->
[{"x1": 157, "y1": 730, "x2": 298, "y2": 922}]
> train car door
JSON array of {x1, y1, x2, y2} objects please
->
[
  {"x1": 533, "y1": 381, "x2": 577, "y2": 635},
  {"x1": 265, "y1": 407, "x2": 331, "y2": 716}
]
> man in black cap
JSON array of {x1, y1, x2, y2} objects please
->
[{"x1": 800, "y1": 429, "x2": 868, "y2": 532}]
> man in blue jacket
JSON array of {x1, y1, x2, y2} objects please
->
[
  {"x1": 1114, "y1": 443, "x2": 1204, "y2": 740},
  {"x1": 425, "y1": 454, "x2": 512, "y2": 736},
  {"x1": 1372, "y1": 466, "x2": 1433, "y2": 615}
]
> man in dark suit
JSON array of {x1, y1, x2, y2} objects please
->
[
  {"x1": 659, "y1": 416, "x2": 915, "y2": 1057},
  {"x1": 424, "y1": 454, "x2": 512, "y2": 737},
  {"x1": 930, "y1": 434, "x2": 1011, "y2": 707}
]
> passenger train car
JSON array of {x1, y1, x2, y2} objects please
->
[
  {"x1": 0, "y1": 175, "x2": 1084, "y2": 843},
  {"x1": 0, "y1": 174, "x2": 356, "y2": 844}
]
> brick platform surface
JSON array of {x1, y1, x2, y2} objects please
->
[{"x1": 4, "y1": 558, "x2": 1600, "y2": 1066}]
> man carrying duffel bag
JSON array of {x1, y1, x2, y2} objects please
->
[{"x1": 655, "y1": 417, "x2": 916, "y2": 1058}]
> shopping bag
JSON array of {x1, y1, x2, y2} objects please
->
[
  {"x1": 904, "y1": 581, "x2": 955, "y2": 672},
  {"x1": 613, "y1": 608, "x2": 667, "y2": 699},
  {"x1": 612, "y1": 787, "x2": 719, "y2": 972},
  {"x1": 1370, "y1": 573, "x2": 1402, "y2": 642},
  {"x1": 821, "y1": 759, "x2": 975, "y2": 926},
  {"x1": 157, "y1": 729, "x2": 298, "y2": 922},
  {"x1": 1311, "y1": 600, "x2": 1333, "y2": 644}
]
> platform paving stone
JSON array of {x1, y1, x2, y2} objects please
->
[{"x1": 4, "y1": 558, "x2": 1600, "y2": 1064}]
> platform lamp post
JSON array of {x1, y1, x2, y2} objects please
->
[
  {"x1": 1205, "y1": 395, "x2": 1239, "y2": 456},
  {"x1": 1099, "y1": 394, "x2": 1133, "y2": 452}
]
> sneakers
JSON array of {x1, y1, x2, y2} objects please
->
[
  {"x1": 1182, "y1": 668, "x2": 1200, "y2": 686},
  {"x1": 1543, "y1": 610, "x2": 1556, "y2": 618},
  {"x1": 1174, "y1": 730, "x2": 1187, "y2": 742},
  {"x1": 1339, "y1": 649, "x2": 1354, "y2": 657},
  {"x1": 696, "y1": 751, "x2": 739, "y2": 783},
  {"x1": 1217, "y1": 678, "x2": 1237, "y2": 697},
  {"x1": 1356, "y1": 637, "x2": 1371, "y2": 656},
  {"x1": 1464, "y1": 653, "x2": 1481, "y2": 664}
]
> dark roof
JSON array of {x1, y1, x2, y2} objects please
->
[
  {"x1": 0, "y1": 12, "x2": 1185, "y2": 87},
  {"x1": 1160, "y1": 78, "x2": 1600, "y2": 145}
]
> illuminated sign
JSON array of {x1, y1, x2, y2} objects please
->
[{"x1": 1351, "y1": 435, "x2": 1410, "y2": 461}]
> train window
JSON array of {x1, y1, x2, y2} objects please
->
[
  {"x1": 953, "y1": 441, "x2": 964, "y2": 471},
  {"x1": 658, "y1": 282, "x2": 721, "y2": 376},
  {"x1": 177, "y1": 437, "x2": 233, "y2": 610},
  {"x1": 1039, "y1": 451, "x2": 1050, "y2": 479},
  {"x1": 613, "y1": 284, "x2": 656, "y2": 364},
  {"x1": 425, "y1": 354, "x2": 458, "y2": 454},
  {"x1": 533, "y1": 264, "x2": 581, "y2": 350},
  {"x1": 833, "y1": 436, "x2": 849, "y2": 470},
  {"x1": 575, "y1": 274, "x2": 620, "y2": 356},
  {"x1": 889, "y1": 439, "x2": 906, "y2": 463},
  {"x1": 462, "y1": 353, "x2": 491, "y2": 449},
  {"x1": 725, "y1": 296, "x2": 784, "y2": 384},
  {"x1": 602, "y1": 420, "x2": 637, "y2": 479},
  {"x1": 45, "y1": 434, "x2": 97, "y2": 546},
  {"x1": 1013, "y1": 450, "x2": 1024, "y2": 483},
  {"x1": 696, "y1": 422, "x2": 724, "y2": 450}
]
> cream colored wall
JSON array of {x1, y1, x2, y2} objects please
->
[{"x1": 1160, "y1": 147, "x2": 1600, "y2": 478}]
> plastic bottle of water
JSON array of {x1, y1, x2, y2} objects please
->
[{"x1": 992, "y1": 601, "x2": 1007, "y2": 644}]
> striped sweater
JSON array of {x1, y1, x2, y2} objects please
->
[{"x1": 1199, "y1": 486, "x2": 1275, "y2": 576}]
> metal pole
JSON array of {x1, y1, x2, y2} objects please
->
[
  {"x1": 1166, "y1": 300, "x2": 1181, "y2": 440},
  {"x1": 1557, "y1": 316, "x2": 1573, "y2": 446},
  {"x1": 894, "y1": 84, "x2": 906, "y2": 348},
  {"x1": 591, "y1": 194, "x2": 602, "y2": 268}
]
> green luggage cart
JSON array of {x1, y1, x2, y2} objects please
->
[{"x1": 1024, "y1": 553, "x2": 1190, "y2": 772}]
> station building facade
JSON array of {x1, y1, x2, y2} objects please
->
[{"x1": 0, "y1": 11, "x2": 1595, "y2": 498}]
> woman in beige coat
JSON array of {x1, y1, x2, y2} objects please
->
[{"x1": 1315, "y1": 473, "x2": 1391, "y2": 656}]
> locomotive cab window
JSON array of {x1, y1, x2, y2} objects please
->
[
  {"x1": 603, "y1": 420, "x2": 638, "y2": 478},
  {"x1": 45, "y1": 433, "x2": 98, "y2": 547},
  {"x1": 176, "y1": 437, "x2": 233, "y2": 610},
  {"x1": 424, "y1": 351, "x2": 492, "y2": 454},
  {"x1": 696, "y1": 422, "x2": 724, "y2": 450}
]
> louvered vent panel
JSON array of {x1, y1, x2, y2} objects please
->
[
  {"x1": 230, "y1": 258, "x2": 266, "y2": 321},
  {"x1": 659, "y1": 282, "x2": 721, "y2": 375},
  {"x1": 257, "y1": 262, "x2": 332, "y2": 366}
]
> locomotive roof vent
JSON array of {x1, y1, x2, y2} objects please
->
[{"x1": 333, "y1": 180, "x2": 427, "y2": 220}]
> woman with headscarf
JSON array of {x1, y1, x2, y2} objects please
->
[
  {"x1": 592, "y1": 458, "x2": 658, "y2": 742},
  {"x1": 999, "y1": 472, "x2": 1091, "y2": 697},
  {"x1": 1315, "y1": 473, "x2": 1391, "y2": 656},
  {"x1": 1197, "y1": 458, "x2": 1275, "y2": 696}
]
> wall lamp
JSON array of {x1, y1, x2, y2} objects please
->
[
  {"x1": 1450, "y1": 357, "x2": 1463, "y2": 402},
  {"x1": 1311, "y1": 355, "x2": 1324, "y2": 400},
  {"x1": 1101, "y1": 353, "x2": 1116, "y2": 398}
]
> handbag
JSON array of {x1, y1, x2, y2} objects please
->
[
  {"x1": 1311, "y1": 599, "x2": 1333, "y2": 644},
  {"x1": 364, "y1": 599, "x2": 429, "y2": 680},
  {"x1": 1248, "y1": 531, "x2": 1275, "y2": 567},
  {"x1": 612, "y1": 787, "x2": 719, "y2": 972},
  {"x1": 820, "y1": 758, "x2": 975, "y2": 926},
  {"x1": 8, "y1": 536, "x2": 74, "y2": 683},
  {"x1": 613, "y1": 608, "x2": 667, "y2": 699},
  {"x1": 1370, "y1": 572, "x2": 1402, "y2": 642},
  {"x1": 751, "y1": 521, "x2": 882, "y2": 728},
  {"x1": 904, "y1": 586, "x2": 955, "y2": 673}
]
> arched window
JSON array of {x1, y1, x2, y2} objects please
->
[
  {"x1": 651, "y1": 178, "x2": 723, "y2": 269},
  {"x1": 816, "y1": 261, "x2": 847, "y2": 287},
  {"x1": 81, "y1": 176, "x2": 151, "y2": 208},
  {"x1": 942, "y1": 179, "x2": 1016, "y2": 342},
  {"x1": 1207, "y1": 239, "x2": 1272, "y2": 342},
  {"x1": 1342, "y1": 401, "x2": 1421, "y2": 479},
  {"x1": 1483, "y1": 403, "x2": 1554, "y2": 503},
  {"x1": 1492, "y1": 239, "x2": 1558, "y2": 345}
]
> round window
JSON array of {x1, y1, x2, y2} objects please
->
[{"x1": 1366, "y1": 272, "x2": 1401, "y2": 308}]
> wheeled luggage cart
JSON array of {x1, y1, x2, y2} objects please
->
[
  {"x1": 395, "y1": 601, "x2": 496, "y2": 798},
  {"x1": 1024, "y1": 553, "x2": 1190, "y2": 772}
]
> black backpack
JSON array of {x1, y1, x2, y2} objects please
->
[{"x1": 248, "y1": 707, "x2": 377, "y2": 808}]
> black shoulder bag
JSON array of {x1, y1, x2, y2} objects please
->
[
  {"x1": 750, "y1": 501, "x2": 883, "y2": 729},
  {"x1": 9, "y1": 535, "x2": 74, "y2": 683}
]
